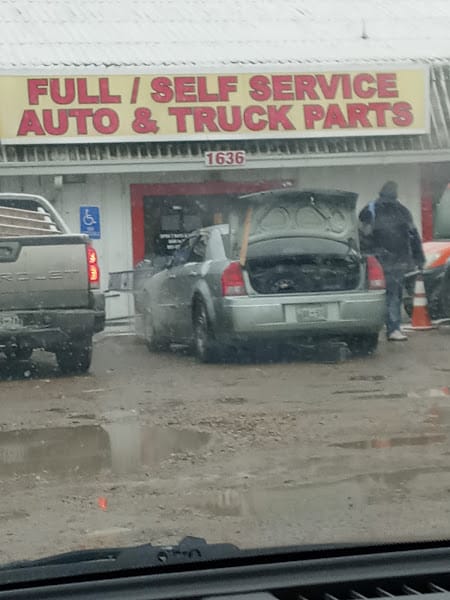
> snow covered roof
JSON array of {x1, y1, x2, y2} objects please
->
[{"x1": 0, "y1": 0, "x2": 449, "y2": 70}]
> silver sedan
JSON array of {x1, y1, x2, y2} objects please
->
[{"x1": 139, "y1": 189, "x2": 386, "y2": 362}]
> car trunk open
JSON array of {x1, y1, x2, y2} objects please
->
[
  {"x1": 229, "y1": 189, "x2": 362, "y2": 295},
  {"x1": 246, "y1": 238, "x2": 361, "y2": 294}
]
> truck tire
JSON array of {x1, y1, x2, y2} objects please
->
[
  {"x1": 345, "y1": 333, "x2": 379, "y2": 357},
  {"x1": 56, "y1": 337, "x2": 92, "y2": 374}
]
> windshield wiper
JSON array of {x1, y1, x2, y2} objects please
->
[
  {"x1": 5, "y1": 536, "x2": 239, "y2": 570},
  {"x1": 4, "y1": 537, "x2": 450, "y2": 590}
]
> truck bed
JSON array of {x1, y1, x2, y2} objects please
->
[{"x1": 0, "y1": 197, "x2": 90, "y2": 311}]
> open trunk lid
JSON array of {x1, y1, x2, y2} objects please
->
[
  {"x1": 229, "y1": 188, "x2": 363, "y2": 295},
  {"x1": 229, "y1": 188, "x2": 360, "y2": 260}
]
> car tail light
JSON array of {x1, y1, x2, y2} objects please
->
[
  {"x1": 87, "y1": 244, "x2": 100, "y2": 287},
  {"x1": 221, "y1": 261, "x2": 247, "y2": 296},
  {"x1": 367, "y1": 255, "x2": 385, "y2": 290}
]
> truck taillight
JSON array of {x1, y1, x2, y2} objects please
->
[
  {"x1": 367, "y1": 255, "x2": 385, "y2": 290},
  {"x1": 221, "y1": 261, "x2": 247, "y2": 296},
  {"x1": 87, "y1": 245, "x2": 100, "y2": 287}
]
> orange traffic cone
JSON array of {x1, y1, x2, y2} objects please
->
[{"x1": 403, "y1": 274, "x2": 433, "y2": 331}]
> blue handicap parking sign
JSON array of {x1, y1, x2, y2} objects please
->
[{"x1": 80, "y1": 206, "x2": 101, "y2": 239}]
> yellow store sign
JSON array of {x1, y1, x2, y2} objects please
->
[{"x1": 0, "y1": 66, "x2": 429, "y2": 144}]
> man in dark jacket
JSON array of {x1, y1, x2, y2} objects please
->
[{"x1": 359, "y1": 181, "x2": 425, "y2": 341}]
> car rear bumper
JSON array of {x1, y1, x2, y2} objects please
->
[
  {"x1": 0, "y1": 305, "x2": 105, "y2": 351},
  {"x1": 218, "y1": 290, "x2": 385, "y2": 339}
]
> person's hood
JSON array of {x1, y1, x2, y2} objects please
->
[{"x1": 378, "y1": 181, "x2": 398, "y2": 202}]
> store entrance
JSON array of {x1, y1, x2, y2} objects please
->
[
  {"x1": 142, "y1": 194, "x2": 234, "y2": 267},
  {"x1": 130, "y1": 182, "x2": 290, "y2": 267}
]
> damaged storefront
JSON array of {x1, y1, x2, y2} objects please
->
[{"x1": 0, "y1": 63, "x2": 448, "y2": 323}]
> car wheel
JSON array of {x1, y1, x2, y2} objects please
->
[
  {"x1": 5, "y1": 347, "x2": 33, "y2": 361},
  {"x1": 56, "y1": 337, "x2": 92, "y2": 374},
  {"x1": 346, "y1": 333, "x2": 379, "y2": 357},
  {"x1": 143, "y1": 310, "x2": 169, "y2": 352},
  {"x1": 193, "y1": 301, "x2": 218, "y2": 363}
]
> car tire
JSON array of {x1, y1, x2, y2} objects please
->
[
  {"x1": 56, "y1": 337, "x2": 92, "y2": 374},
  {"x1": 346, "y1": 333, "x2": 379, "y2": 357},
  {"x1": 143, "y1": 310, "x2": 169, "y2": 352},
  {"x1": 193, "y1": 301, "x2": 218, "y2": 363}
]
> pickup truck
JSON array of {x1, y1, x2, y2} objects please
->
[{"x1": 0, "y1": 193, "x2": 105, "y2": 373}]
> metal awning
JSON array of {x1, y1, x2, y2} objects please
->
[{"x1": 0, "y1": 64, "x2": 449, "y2": 175}]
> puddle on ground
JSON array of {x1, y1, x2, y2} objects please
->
[
  {"x1": 196, "y1": 466, "x2": 450, "y2": 519},
  {"x1": 349, "y1": 375, "x2": 386, "y2": 382},
  {"x1": 331, "y1": 433, "x2": 447, "y2": 450},
  {"x1": 408, "y1": 387, "x2": 450, "y2": 398},
  {"x1": 425, "y1": 405, "x2": 450, "y2": 426},
  {"x1": 0, "y1": 423, "x2": 210, "y2": 478},
  {"x1": 216, "y1": 397, "x2": 247, "y2": 405}
]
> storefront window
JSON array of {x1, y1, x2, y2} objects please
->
[{"x1": 142, "y1": 194, "x2": 234, "y2": 260}]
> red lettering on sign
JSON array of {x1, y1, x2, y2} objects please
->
[
  {"x1": 218, "y1": 76, "x2": 238, "y2": 101},
  {"x1": 193, "y1": 107, "x2": 219, "y2": 132},
  {"x1": 151, "y1": 77, "x2": 173, "y2": 103},
  {"x1": 17, "y1": 110, "x2": 45, "y2": 136},
  {"x1": 353, "y1": 74, "x2": 376, "y2": 99},
  {"x1": 93, "y1": 108, "x2": 120, "y2": 133},
  {"x1": 243, "y1": 106, "x2": 267, "y2": 130},
  {"x1": 303, "y1": 104, "x2": 325, "y2": 129},
  {"x1": 174, "y1": 77, "x2": 196, "y2": 102},
  {"x1": 27, "y1": 79, "x2": 48, "y2": 105},
  {"x1": 43, "y1": 109, "x2": 69, "y2": 135},
  {"x1": 77, "y1": 79, "x2": 99, "y2": 104},
  {"x1": 217, "y1": 106, "x2": 242, "y2": 131},
  {"x1": 267, "y1": 105, "x2": 294, "y2": 130},
  {"x1": 377, "y1": 73, "x2": 399, "y2": 98},
  {"x1": 347, "y1": 103, "x2": 371, "y2": 127},
  {"x1": 368, "y1": 102, "x2": 391, "y2": 127},
  {"x1": 99, "y1": 78, "x2": 121, "y2": 103},
  {"x1": 294, "y1": 75, "x2": 319, "y2": 101},
  {"x1": 197, "y1": 77, "x2": 219, "y2": 102},
  {"x1": 323, "y1": 104, "x2": 347, "y2": 128},
  {"x1": 272, "y1": 75, "x2": 294, "y2": 101},
  {"x1": 50, "y1": 78, "x2": 75, "y2": 105},
  {"x1": 392, "y1": 101, "x2": 413, "y2": 126},
  {"x1": 168, "y1": 107, "x2": 192, "y2": 132},
  {"x1": 67, "y1": 108, "x2": 93, "y2": 134},
  {"x1": 249, "y1": 75, "x2": 271, "y2": 101},
  {"x1": 316, "y1": 74, "x2": 340, "y2": 100},
  {"x1": 340, "y1": 74, "x2": 352, "y2": 99}
]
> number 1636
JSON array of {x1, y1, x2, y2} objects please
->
[{"x1": 204, "y1": 150, "x2": 246, "y2": 167}]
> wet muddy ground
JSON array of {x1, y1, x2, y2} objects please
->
[{"x1": 1, "y1": 327, "x2": 450, "y2": 563}]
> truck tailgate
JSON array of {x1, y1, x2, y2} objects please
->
[{"x1": 0, "y1": 235, "x2": 89, "y2": 310}]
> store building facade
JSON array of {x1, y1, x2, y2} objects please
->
[{"x1": 0, "y1": 62, "x2": 448, "y2": 321}]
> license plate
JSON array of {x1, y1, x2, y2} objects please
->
[
  {"x1": 0, "y1": 313, "x2": 23, "y2": 329},
  {"x1": 296, "y1": 304, "x2": 327, "y2": 322}
]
